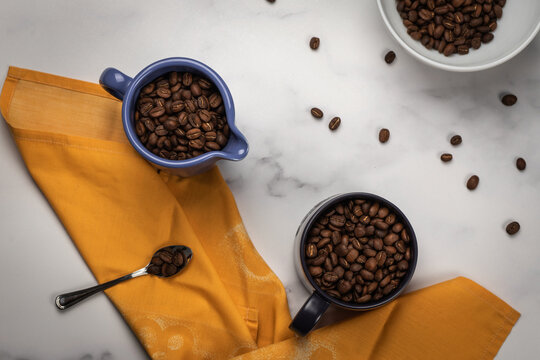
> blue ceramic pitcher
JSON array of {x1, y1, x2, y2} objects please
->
[{"x1": 100, "y1": 57, "x2": 248, "y2": 177}]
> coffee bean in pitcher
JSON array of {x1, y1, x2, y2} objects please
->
[
  {"x1": 305, "y1": 199, "x2": 413, "y2": 304},
  {"x1": 134, "y1": 71, "x2": 230, "y2": 161},
  {"x1": 396, "y1": 0, "x2": 507, "y2": 57}
]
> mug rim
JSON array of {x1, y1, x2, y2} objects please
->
[
  {"x1": 121, "y1": 57, "x2": 248, "y2": 168},
  {"x1": 299, "y1": 192, "x2": 418, "y2": 310}
]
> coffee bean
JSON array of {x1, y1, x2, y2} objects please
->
[
  {"x1": 147, "y1": 265, "x2": 160, "y2": 275},
  {"x1": 151, "y1": 256, "x2": 163, "y2": 266},
  {"x1": 306, "y1": 243, "x2": 317, "y2": 258},
  {"x1": 159, "y1": 251, "x2": 173, "y2": 264},
  {"x1": 309, "y1": 266, "x2": 323, "y2": 277},
  {"x1": 466, "y1": 175, "x2": 479, "y2": 190},
  {"x1": 379, "y1": 128, "x2": 390, "y2": 143},
  {"x1": 135, "y1": 71, "x2": 230, "y2": 160},
  {"x1": 506, "y1": 221, "x2": 520, "y2": 235},
  {"x1": 309, "y1": 37, "x2": 320, "y2": 50},
  {"x1": 311, "y1": 107, "x2": 323, "y2": 119},
  {"x1": 501, "y1": 94, "x2": 517, "y2": 106},
  {"x1": 516, "y1": 158, "x2": 526, "y2": 171},
  {"x1": 329, "y1": 117, "x2": 341, "y2": 131},
  {"x1": 356, "y1": 294, "x2": 372, "y2": 303},
  {"x1": 450, "y1": 135, "x2": 462, "y2": 146},
  {"x1": 173, "y1": 252, "x2": 184, "y2": 267},
  {"x1": 441, "y1": 153, "x2": 453, "y2": 162},
  {"x1": 384, "y1": 51, "x2": 396, "y2": 64},
  {"x1": 364, "y1": 257, "x2": 377, "y2": 272}
]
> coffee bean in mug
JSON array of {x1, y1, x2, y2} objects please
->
[
  {"x1": 304, "y1": 198, "x2": 412, "y2": 304},
  {"x1": 134, "y1": 71, "x2": 230, "y2": 161}
]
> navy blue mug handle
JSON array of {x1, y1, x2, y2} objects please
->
[
  {"x1": 99, "y1": 68, "x2": 133, "y2": 100},
  {"x1": 289, "y1": 292, "x2": 330, "y2": 336}
]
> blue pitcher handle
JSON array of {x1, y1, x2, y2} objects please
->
[{"x1": 99, "y1": 68, "x2": 133, "y2": 100}]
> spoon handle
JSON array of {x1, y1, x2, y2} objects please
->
[{"x1": 55, "y1": 267, "x2": 147, "y2": 310}]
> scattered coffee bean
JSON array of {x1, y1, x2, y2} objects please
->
[
  {"x1": 385, "y1": 51, "x2": 396, "y2": 64},
  {"x1": 450, "y1": 135, "x2": 462, "y2": 146},
  {"x1": 379, "y1": 128, "x2": 390, "y2": 143},
  {"x1": 516, "y1": 157, "x2": 526, "y2": 171},
  {"x1": 310, "y1": 37, "x2": 320, "y2": 50},
  {"x1": 304, "y1": 198, "x2": 413, "y2": 304},
  {"x1": 466, "y1": 175, "x2": 479, "y2": 190},
  {"x1": 441, "y1": 153, "x2": 453, "y2": 162},
  {"x1": 396, "y1": 0, "x2": 506, "y2": 56},
  {"x1": 135, "y1": 71, "x2": 229, "y2": 160},
  {"x1": 501, "y1": 94, "x2": 517, "y2": 106},
  {"x1": 267, "y1": 0, "x2": 275, "y2": 3},
  {"x1": 329, "y1": 117, "x2": 341, "y2": 131},
  {"x1": 311, "y1": 107, "x2": 324, "y2": 119},
  {"x1": 148, "y1": 248, "x2": 184, "y2": 277},
  {"x1": 505, "y1": 221, "x2": 520, "y2": 235}
]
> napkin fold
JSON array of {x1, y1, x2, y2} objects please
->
[{"x1": 1, "y1": 67, "x2": 520, "y2": 359}]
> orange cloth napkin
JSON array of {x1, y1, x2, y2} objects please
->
[{"x1": 1, "y1": 67, "x2": 520, "y2": 359}]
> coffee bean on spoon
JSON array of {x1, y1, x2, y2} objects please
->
[
  {"x1": 506, "y1": 221, "x2": 520, "y2": 235},
  {"x1": 466, "y1": 175, "x2": 479, "y2": 190}
]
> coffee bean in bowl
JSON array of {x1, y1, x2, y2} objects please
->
[
  {"x1": 134, "y1": 71, "x2": 230, "y2": 161},
  {"x1": 290, "y1": 193, "x2": 418, "y2": 336}
]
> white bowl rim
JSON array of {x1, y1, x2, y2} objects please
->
[{"x1": 377, "y1": 0, "x2": 540, "y2": 72}]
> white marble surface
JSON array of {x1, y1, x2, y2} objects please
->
[{"x1": 0, "y1": 0, "x2": 539, "y2": 359}]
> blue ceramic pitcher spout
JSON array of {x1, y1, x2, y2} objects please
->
[{"x1": 99, "y1": 57, "x2": 249, "y2": 177}]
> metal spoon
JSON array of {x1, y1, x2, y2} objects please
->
[{"x1": 55, "y1": 245, "x2": 193, "y2": 310}]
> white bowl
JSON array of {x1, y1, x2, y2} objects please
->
[{"x1": 377, "y1": 0, "x2": 540, "y2": 72}]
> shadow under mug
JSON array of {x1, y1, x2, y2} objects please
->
[
  {"x1": 290, "y1": 192, "x2": 418, "y2": 336},
  {"x1": 99, "y1": 57, "x2": 249, "y2": 177}
]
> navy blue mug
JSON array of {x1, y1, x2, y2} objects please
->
[
  {"x1": 290, "y1": 193, "x2": 418, "y2": 336},
  {"x1": 99, "y1": 57, "x2": 248, "y2": 177}
]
